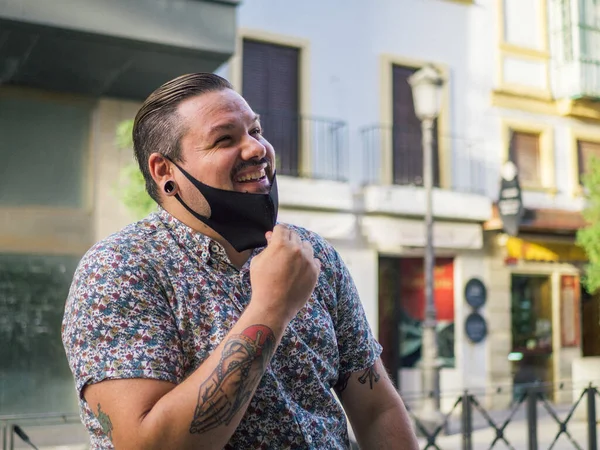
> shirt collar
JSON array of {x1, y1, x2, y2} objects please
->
[{"x1": 156, "y1": 207, "x2": 264, "y2": 269}]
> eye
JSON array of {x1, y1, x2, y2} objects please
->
[
  {"x1": 250, "y1": 127, "x2": 262, "y2": 136},
  {"x1": 214, "y1": 135, "x2": 231, "y2": 145}
]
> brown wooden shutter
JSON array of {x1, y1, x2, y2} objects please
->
[
  {"x1": 577, "y1": 140, "x2": 600, "y2": 185},
  {"x1": 242, "y1": 39, "x2": 300, "y2": 176},
  {"x1": 512, "y1": 131, "x2": 541, "y2": 187},
  {"x1": 391, "y1": 65, "x2": 439, "y2": 187}
]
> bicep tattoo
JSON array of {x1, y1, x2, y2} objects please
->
[
  {"x1": 96, "y1": 403, "x2": 114, "y2": 441},
  {"x1": 189, "y1": 324, "x2": 276, "y2": 434},
  {"x1": 334, "y1": 364, "x2": 381, "y2": 398},
  {"x1": 358, "y1": 364, "x2": 381, "y2": 389},
  {"x1": 334, "y1": 372, "x2": 352, "y2": 396}
]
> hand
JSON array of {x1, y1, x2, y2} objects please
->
[{"x1": 249, "y1": 225, "x2": 321, "y2": 323}]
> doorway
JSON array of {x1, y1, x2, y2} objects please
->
[{"x1": 510, "y1": 274, "x2": 554, "y2": 400}]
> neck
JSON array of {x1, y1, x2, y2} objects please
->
[{"x1": 162, "y1": 203, "x2": 252, "y2": 269}]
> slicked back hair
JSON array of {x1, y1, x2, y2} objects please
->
[{"x1": 132, "y1": 73, "x2": 233, "y2": 203}]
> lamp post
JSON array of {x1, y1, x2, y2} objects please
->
[{"x1": 408, "y1": 64, "x2": 445, "y2": 426}]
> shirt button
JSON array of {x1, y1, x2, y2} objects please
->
[{"x1": 306, "y1": 435, "x2": 312, "y2": 444}]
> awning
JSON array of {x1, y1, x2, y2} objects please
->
[
  {"x1": 506, "y1": 237, "x2": 588, "y2": 263},
  {"x1": 0, "y1": 0, "x2": 239, "y2": 100}
]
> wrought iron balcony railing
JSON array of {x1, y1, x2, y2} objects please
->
[
  {"x1": 360, "y1": 125, "x2": 488, "y2": 195},
  {"x1": 257, "y1": 110, "x2": 349, "y2": 182}
]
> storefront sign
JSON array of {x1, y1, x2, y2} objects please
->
[
  {"x1": 465, "y1": 312, "x2": 488, "y2": 344},
  {"x1": 498, "y1": 161, "x2": 524, "y2": 237},
  {"x1": 465, "y1": 278, "x2": 487, "y2": 309},
  {"x1": 561, "y1": 275, "x2": 581, "y2": 348}
]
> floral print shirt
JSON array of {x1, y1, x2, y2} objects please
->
[{"x1": 62, "y1": 209, "x2": 382, "y2": 449}]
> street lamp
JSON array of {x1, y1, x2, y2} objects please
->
[{"x1": 408, "y1": 64, "x2": 445, "y2": 426}]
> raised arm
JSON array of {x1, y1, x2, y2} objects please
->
[{"x1": 76, "y1": 225, "x2": 321, "y2": 450}]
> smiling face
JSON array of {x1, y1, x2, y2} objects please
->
[{"x1": 175, "y1": 88, "x2": 276, "y2": 195}]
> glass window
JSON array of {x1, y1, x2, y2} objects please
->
[
  {"x1": 510, "y1": 131, "x2": 542, "y2": 187},
  {"x1": 577, "y1": 139, "x2": 600, "y2": 185},
  {"x1": 0, "y1": 93, "x2": 91, "y2": 208},
  {"x1": 0, "y1": 253, "x2": 81, "y2": 414}
]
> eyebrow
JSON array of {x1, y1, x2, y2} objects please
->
[{"x1": 208, "y1": 114, "x2": 261, "y2": 136}]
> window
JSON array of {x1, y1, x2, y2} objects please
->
[
  {"x1": 498, "y1": 0, "x2": 549, "y2": 96},
  {"x1": 510, "y1": 131, "x2": 542, "y2": 187},
  {"x1": 0, "y1": 92, "x2": 92, "y2": 207},
  {"x1": 242, "y1": 39, "x2": 300, "y2": 177},
  {"x1": 577, "y1": 139, "x2": 600, "y2": 185},
  {"x1": 0, "y1": 88, "x2": 91, "y2": 415},
  {"x1": 391, "y1": 64, "x2": 440, "y2": 187},
  {"x1": 0, "y1": 253, "x2": 81, "y2": 414}
]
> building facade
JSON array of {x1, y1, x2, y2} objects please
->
[
  {"x1": 224, "y1": 0, "x2": 494, "y2": 409},
  {"x1": 224, "y1": 0, "x2": 600, "y2": 410},
  {"x1": 2, "y1": 0, "x2": 599, "y2": 418},
  {"x1": 0, "y1": 0, "x2": 240, "y2": 415}
]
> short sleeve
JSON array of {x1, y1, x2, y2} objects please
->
[
  {"x1": 328, "y1": 246, "x2": 383, "y2": 375},
  {"x1": 62, "y1": 241, "x2": 183, "y2": 397}
]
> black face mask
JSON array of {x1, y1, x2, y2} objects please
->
[{"x1": 170, "y1": 161, "x2": 279, "y2": 252}]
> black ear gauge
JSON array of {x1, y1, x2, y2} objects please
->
[{"x1": 164, "y1": 180, "x2": 176, "y2": 195}]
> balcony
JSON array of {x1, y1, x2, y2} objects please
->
[
  {"x1": 551, "y1": 0, "x2": 600, "y2": 102},
  {"x1": 360, "y1": 125, "x2": 492, "y2": 223},
  {"x1": 257, "y1": 111, "x2": 355, "y2": 211},
  {"x1": 0, "y1": 0, "x2": 239, "y2": 99}
]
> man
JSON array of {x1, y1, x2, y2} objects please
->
[{"x1": 62, "y1": 73, "x2": 418, "y2": 449}]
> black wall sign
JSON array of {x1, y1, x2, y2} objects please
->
[
  {"x1": 465, "y1": 278, "x2": 487, "y2": 309},
  {"x1": 498, "y1": 160, "x2": 524, "y2": 237},
  {"x1": 465, "y1": 312, "x2": 488, "y2": 344}
]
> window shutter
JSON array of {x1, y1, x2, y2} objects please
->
[
  {"x1": 242, "y1": 40, "x2": 270, "y2": 112},
  {"x1": 242, "y1": 39, "x2": 300, "y2": 176},
  {"x1": 512, "y1": 131, "x2": 541, "y2": 186},
  {"x1": 391, "y1": 65, "x2": 439, "y2": 186},
  {"x1": 577, "y1": 140, "x2": 600, "y2": 185}
]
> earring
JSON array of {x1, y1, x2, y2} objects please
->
[{"x1": 164, "y1": 180, "x2": 176, "y2": 195}]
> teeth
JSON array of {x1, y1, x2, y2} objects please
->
[{"x1": 236, "y1": 169, "x2": 265, "y2": 182}]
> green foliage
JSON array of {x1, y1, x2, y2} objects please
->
[
  {"x1": 576, "y1": 156, "x2": 600, "y2": 294},
  {"x1": 114, "y1": 119, "x2": 156, "y2": 219},
  {"x1": 115, "y1": 119, "x2": 134, "y2": 150}
]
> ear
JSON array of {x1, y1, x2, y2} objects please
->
[{"x1": 148, "y1": 153, "x2": 172, "y2": 186}]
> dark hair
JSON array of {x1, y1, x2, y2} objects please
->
[{"x1": 132, "y1": 73, "x2": 233, "y2": 203}]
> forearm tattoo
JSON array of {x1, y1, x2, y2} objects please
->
[
  {"x1": 189, "y1": 324, "x2": 276, "y2": 434},
  {"x1": 96, "y1": 403, "x2": 114, "y2": 441},
  {"x1": 334, "y1": 364, "x2": 381, "y2": 396}
]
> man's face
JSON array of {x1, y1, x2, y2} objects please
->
[{"x1": 175, "y1": 89, "x2": 275, "y2": 196}]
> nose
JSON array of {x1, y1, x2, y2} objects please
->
[{"x1": 240, "y1": 133, "x2": 267, "y2": 161}]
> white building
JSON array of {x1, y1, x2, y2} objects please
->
[{"x1": 223, "y1": 0, "x2": 600, "y2": 409}]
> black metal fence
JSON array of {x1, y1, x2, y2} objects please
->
[
  {"x1": 0, "y1": 412, "x2": 84, "y2": 450},
  {"x1": 360, "y1": 125, "x2": 489, "y2": 195},
  {"x1": 3, "y1": 382, "x2": 599, "y2": 450},
  {"x1": 403, "y1": 382, "x2": 600, "y2": 450},
  {"x1": 257, "y1": 110, "x2": 349, "y2": 182}
]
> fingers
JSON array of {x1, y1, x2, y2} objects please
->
[
  {"x1": 271, "y1": 224, "x2": 292, "y2": 243},
  {"x1": 301, "y1": 240, "x2": 314, "y2": 259},
  {"x1": 313, "y1": 257, "x2": 321, "y2": 274},
  {"x1": 268, "y1": 225, "x2": 319, "y2": 273}
]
